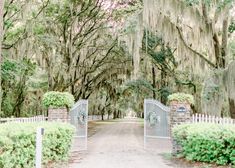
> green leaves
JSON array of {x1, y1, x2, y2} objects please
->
[
  {"x1": 173, "y1": 123, "x2": 235, "y2": 165},
  {"x1": 142, "y1": 30, "x2": 177, "y2": 73},
  {"x1": 168, "y1": 92, "x2": 194, "y2": 105},
  {"x1": 0, "y1": 122, "x2": 75, "y2": 168},
  {"x1": 42, "y1": 91, "x2": 75, "y2": 108},
  {"x1": 229, "y1": 22, "x2": 235, "y2": 33},
  {"x1": 1, "y1": 58, "x2": 37, "y2": 117},
  {"x1": 2, "y1": 58, "x2": 36, "y2": 81},
  {"x1": 185, "y1": 0, "x2": 200, "y2": 6}
]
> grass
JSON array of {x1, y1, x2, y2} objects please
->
[
  {"x1": 171, "y1": 156, "x2": 234, "y2": 168},
  {"x1": 161, "y1": 153, "x2": 173, "y2": 160}
]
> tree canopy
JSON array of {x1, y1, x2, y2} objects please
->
[{"x1": 1, "y1": 0, "x2": 235, "y2": 118}]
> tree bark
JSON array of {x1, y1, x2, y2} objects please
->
[
  {"x1": 160, "y1": 70, "x2": 167, "y2": 104},
  {"x1": 152, "y1": 65, "x2": 156, "y2": 99},
  {"x1": 0, "y1": 0, "x2": 5, "y2": 113},
  {"x1": 176, "y1": 26, "x2": 216, "y2": 68},
  {"x1": 221, "y1": 13, "x2": 229, "y2": 68},
  {"x1": 213, "y1": 33, "x2": 221, "y2": 68},
  {"x1": 101, "y1": 112, "x2": 104, "y2": 120},
  {"x1": 229, "y1": 98, "x2": 235, "y2": 119},
  {"x1": 113, "y1": 110, "x2": 116, "y2": 119}
]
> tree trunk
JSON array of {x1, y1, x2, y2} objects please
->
[
  {"x1": 152, "y1": 65, "x2": 156, "y2": 99},
  {"x1": 113, "y1": 111, "x2": 115, "y2": 119},
  {"x1": 213, "y1": 34, "x2": 222, "y2": 68},
  {"x1": 0, "y1": 0, "x2": 4, "y2": 113},
  {"x1": 221, "y1": 12, "x2": 229, "y2": 68},
  {"x1": 229, "y1": 98, "x2": 235, "y2": 119},
  {"x1": 212, "y1": 15, "x2": 227, "y2": 69},
  {"x1": 101, "y1": 112, "x2": 104, "y2": 120},
  {"x1": 117, "y1": 110, "x2": 120, "y2": 118},
  {"x1": 160, "y1": 70, "x2": 167, "y2": 104}
]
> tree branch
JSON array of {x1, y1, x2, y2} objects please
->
[{"x1": 176, "y1": 26, "x2": 216, "y2": 68}]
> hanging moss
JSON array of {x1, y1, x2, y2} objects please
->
[
  {"x1": 141, "y1": 0, "x2": 232, "y2": 74},
  {"x1": 201, "y1": 69, "x2": 226, "y2": 116},
  {"x1": 225, "y1": 61, "x2": 235, "y2": 101},
  {"x1": 120, "y1": 12, "x2": 143, "y2": 79}
]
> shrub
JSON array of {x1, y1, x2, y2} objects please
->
[
  {"x1": 0, "y1": 122, "x2": 75, "y2": 168},
  {"x1": 168, "y1": 92, "x2": 194, "y2": 105},
  {"x1": 173, "y1": 123, "x2": 235, "y2": 165},
  {"x1": 42, "y1": 91, "x2": 75, "y2": 108}
]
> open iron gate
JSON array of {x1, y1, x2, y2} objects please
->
[
  {"x1": 144, "y1": 99, "x2": 170, "y2": 148},
  {"x1": 70, "y1": 99, "x2": 88, "y2": 151}
]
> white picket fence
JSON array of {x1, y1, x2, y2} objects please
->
[
  {"x1": 191, "y1": 113, "x2": 235, "y2": 125},
  {"x1": 0, "y1": 114, "x2": 112, "y2": 124},
  {"x1": 0, "y1": 115, "x2": 46, "y2": 123}
]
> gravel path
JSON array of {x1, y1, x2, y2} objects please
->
[{"x1": 68, "y1": 118, "x2": 178, "y2": 168}]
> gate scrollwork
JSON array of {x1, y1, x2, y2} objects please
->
[{"x1": 146, "y1": 111, "x2": 160, "y2": 127}]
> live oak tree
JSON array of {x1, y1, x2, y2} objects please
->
[
  {"x1": 140, "y1": 0, "x2": 235, "y2": 117},
  {"x1": 142, "y1": 30, "x2": 177, "y2": 104},
  {"x1": 1, "y1": 0, "x2": 49, "y2": 116},
  {"x1": 1, "y1": 0, "x2": 139, "y2": 117},
  {"x1": 1, "y1": 0, "x2": 234, "y2": 118}
]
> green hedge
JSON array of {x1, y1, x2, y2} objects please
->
[
  {"x1": 0, "y1": 122, "x2": 75, "y2": 168},
  {"x1": 168, "y1": 92, "x2": 194, "y2": 105},
  {"x1": 173, "y1": 123, "x2": 235, "y2": 165},
  {"x1": 42, "y1": 91, "x2": 75, "y2": 108}
]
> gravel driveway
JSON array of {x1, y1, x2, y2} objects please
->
[{"x1": 68, "y1": 118, "x2": 179, "y2": 168}]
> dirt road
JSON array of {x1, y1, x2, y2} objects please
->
[{"x1": 69, "y1": 118, "x2": 177, "y2": 168}]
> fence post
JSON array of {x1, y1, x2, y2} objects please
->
[{"x1": 36, "y1": 127, "x2": 44, "y2": 168}]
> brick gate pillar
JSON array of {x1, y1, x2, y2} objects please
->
[
  {"x1": 169, "y1": 101, "x2": 191, "y2": 155},
  {"x1": 48, "y1": 107, "x2": 69, "y2": 122}
]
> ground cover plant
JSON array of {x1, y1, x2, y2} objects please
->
[
  {"x1": 0, "y1": 122, "x2": 75, "y2": 168},
  {"x1": 173, "y1": 123, "x2": 235, "y2": 165}
]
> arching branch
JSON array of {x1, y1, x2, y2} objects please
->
[{"x1": 176, "y1": 26, "x2": 216, "y2": 68}]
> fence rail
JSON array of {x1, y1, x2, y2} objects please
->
[
  {"x1": 0, "y1": 115, "x2": 46, "y2": 123},
  {"x1": 0, "y1": 114, "x2": 111, "y2": 124},
  {"x1": 191, "y1": 113, "x2": 235, "y2": 125}
]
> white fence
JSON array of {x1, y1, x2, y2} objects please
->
[
  {"x1": 0, "y1": 115, "x2": 46, "y2": 123},
  {"x1": 0, "y1": 114, "x2": 111, "y2": 124},
  {"x1": 191, "y1": 113, "x2": 235, "y2": 125}
]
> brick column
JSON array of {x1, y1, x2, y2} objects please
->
[
  {"x1": 170, "y1": 101, "x2": 191, "y2": 155},
  {"x1": 48, "y1": 108, "x2": 69, "y2": 122}
]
